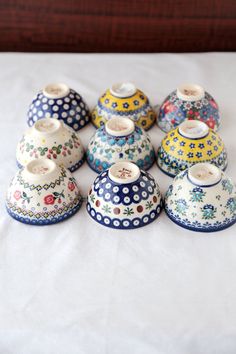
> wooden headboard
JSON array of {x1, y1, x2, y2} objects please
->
[{"x1": 0, "y1": 0, "x2": 236, "y2": 52}]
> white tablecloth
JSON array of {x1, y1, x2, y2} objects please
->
[{"x1": 0, "y1": 53, "x2": 236, "y2": 354}]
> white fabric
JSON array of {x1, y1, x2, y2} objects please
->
[{"x1": 0, "y1": 53, "x2": 236, "y2": 354}]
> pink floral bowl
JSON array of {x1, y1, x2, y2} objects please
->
[
  {"x1": 157, "y1": 84, "x2": 221, "y2": 133},
  {"x1": 16, "y1": 118, "x2": 84, "y2": 172},
  {"x1": 6, "y1": 159, "x2": 83, "y2": 225}
]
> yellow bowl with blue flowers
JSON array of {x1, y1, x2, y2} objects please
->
[
  {"x1": 91, "y1": 82, "x2": 156, "y2": 131},
  {"x1": 157, "y1": 120, "x2": 227, "y2": 177}
]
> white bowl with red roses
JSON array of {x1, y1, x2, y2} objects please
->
[{"x1": 6, "y1": 158, "x2": 83, "y2": 225}]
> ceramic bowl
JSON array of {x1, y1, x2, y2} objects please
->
[
  {"x1": 164, "y1": 163, "x2": 236, "y2": 232},
  {"x1": 86, "y1": 117, "x2": 155, "y2": 173},
  {"x1": 27, "y1": 83, "x2": 91, "y2": 131},
  {"x1": 87, "y1": 161, "x2": 162, "y2": 229},
  {"x1": 6, "y1": 159, "x2": 83, "y2": 225},
  {"x1": 157, "y1": 120, "x2": 227, "y2": 177},
  {"x1": 16, "y1": 118, "x2": 85, "y2": 172},
  {"x1": 91, "y1": 82, "x2": 156, "y2": 130},
  {"x1": 157, "y1": 84, "x2": 220, "y2": 133}
]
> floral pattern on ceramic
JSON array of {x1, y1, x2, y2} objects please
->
[
  {"x1": 157, "y1": 120, "x2": 227, "y2": 177},
  {"x1": 27, "y1": 83, "x2": 91, "y2": 131},
  {"x1": 91, "y1": 82, "x2": 156, "y2": 131},
  {"x1": 6, "y1": 159, "x2": 83, "y2": 225},
  {"x1": 87, "y1": 117, "x2": 155, "y2": 173},
  {"x1": 87, "y1": 161, "x2": 162, "y2": 229},
  {"x1": 157, "y1": 84, "x2": 220, "y2": 133},
  {"x1": 16, "y1": 118, "x2": 85, "y2": 172},
  {"x1": 164, "y1": 163, "x2": 236, "y2": 232}
]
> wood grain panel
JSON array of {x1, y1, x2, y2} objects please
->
[{"x1": 0, "y1": 0, "x2": 235, "y2": 52}]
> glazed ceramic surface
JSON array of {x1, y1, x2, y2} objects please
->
[
  {"x1": 157, "y1": 84, "x2": 220, "y2": 133},
  {"x1": 157, "y1": 120, "x2": 227, "y2": 177},
  {"x1": 165, "y1": 163, "x2": 236, "y2": 232},
  {"x1": 6, "y1": 159, "x2": 82, "y2": 225},
  {"x1": 16, "y1": 118, "x2": 84, "y2": 172},
  {"x1": 87, "y1": 161, "x2": 162, "y2": 229},
  {"x1": 27, "y1": 83, "x2": 90, "y2": 131},
  {"x1": 91, "y1": 82, "x2": 156, "y2": 130},
  {"x1": 87, "y1": 117, "x2": 155, "y2": 173}
]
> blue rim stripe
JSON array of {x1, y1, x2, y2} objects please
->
[
  {"x1": 6, "y1": 199, "x2": 83, "y2": 226},
  {"x1": 156, "y1": 160, "x2": 176, "y2": 178},
  {"x1": 165, "y1": 208, "x2": 236, "y2": 233},
  {"x1": 177, "y1": 128, "x2": 209, "y2": 140},
  {"x1": 186, "y1": 173, "x2": 222, "y2": 188},
  {"x1": 87, "y1": 204, "x2": 162, "y2": 230}
]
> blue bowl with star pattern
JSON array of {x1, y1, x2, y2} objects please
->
[{"x1": 27, "y1": 83, "x2": 91, "y2": 131}]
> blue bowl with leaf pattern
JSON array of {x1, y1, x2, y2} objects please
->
[{"x1": 86, "y1": 117, "x2": 155, "y2": 173}]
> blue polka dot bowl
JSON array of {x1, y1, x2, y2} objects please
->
[
  {"x1": 157, "y1": 120, "x2": 227, "y2": 178},
  {"x1": 157, "y1": 84, "x2": 220, "y2": 133},
  {"x1": 6, "y1": 159, "x2": 83, "y2": 225},
  {"x1": 16, "y1": 118, "x2": 85, "y2": 172},
  {"x1": 27, "y1": 83, "x2": 91, "y2": 131},
  {"x1": 87, "y1": 161, "x2": 162, "y2": 229},
  {"x1": 86, "y1": 117, "x2": 155, "y2": 173},
  {"x1": 165, "y1": 163, "x2": 236, "y2": 232}
]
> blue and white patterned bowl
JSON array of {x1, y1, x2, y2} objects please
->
[
  {"x1": 27, "y1": 83, "x2": 91, "y2": 131},
  {"x1": 87, "y1": 161, "x2": 162, "y2": 229},
  {"x1": 165, "y1": 163, "x2": 236, "y2": 232},
  {"x1": 6, "y1": 159, "x2": 83, "y2": 225},
  {"x1": 86, "y1": 117, "x2": 155, "y2": 173},
  {"x1": 157, "y1": 84, "x2": 220, "y2": 133}
]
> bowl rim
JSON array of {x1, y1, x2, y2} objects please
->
[
  {"x1": 188, "y1": 163, "x2": 222, "y2": 187},
  {"x1": 43, "y1": 83, "x2": 70, "y2": 99},
  {"x1": 177, "y1": 83, "x2": 205, "y2": 102},
  {"x1": 105, "y1": 117, "x2": 135, "y2": 137},
  {"x1": 178, "y1": 120, "x2": 209, "y2": 139},
  {"x1": 33, "y1": 118, "x2": 63, "y2": 136},
  {"x1": 24, "y1": 158, "x2": 59, "y2": 181},
  {"x1": 108, "y1": 161, "x2": 141, "y2": 184},
  {"x1": 110, "y1": 82, "x2": 137, "y2": 98}
]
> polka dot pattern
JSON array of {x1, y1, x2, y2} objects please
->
[
  {"x1": 87, "y1": 168, "x2": 163, "y2": 229},
  {"x1": 86, "y1": 205, "x2": 162, "y2": 230},
  {"x1": 92, "y1": 169, "x2": 157, "y2": 205},
  {"x1": 27, "y1": 89, "x2": 91, "y2": 131}
]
